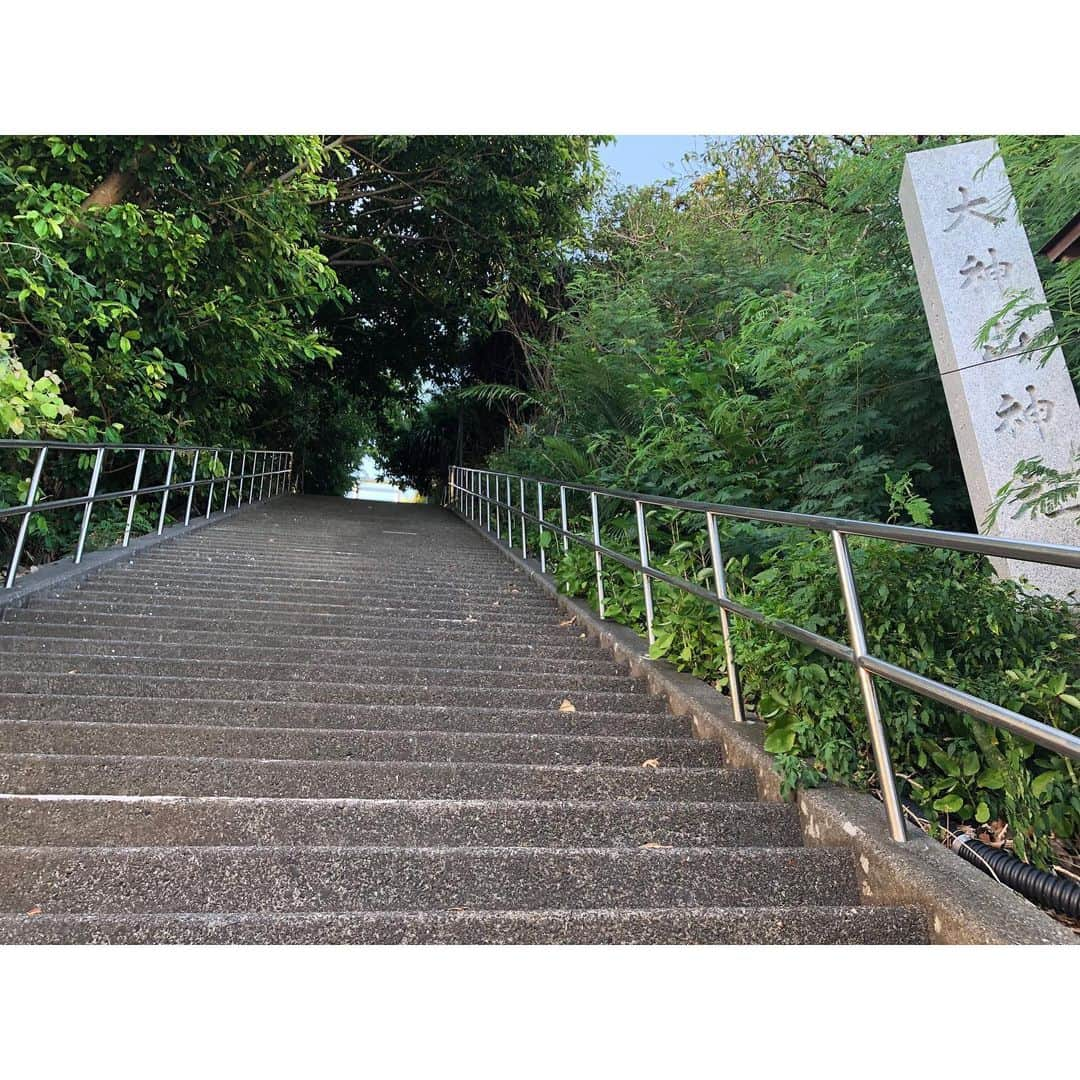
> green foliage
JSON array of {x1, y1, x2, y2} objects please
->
[
  {"x1": 0, "y1": 136, "x2": 344, "y2": 451},
  {"x1": 0, "y1": 333, "x2": 75, "y2": 438},
  {"x1": 1, "y1": 135, "x2": 604, "y2": 522},
  {"x1": 551, "y1": 481, "x2": 1080, "y2": 867}
]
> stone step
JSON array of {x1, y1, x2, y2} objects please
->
[
  {"x1": 21, "y1": 600, "x2": 571, "y2": 630},
  {"x1": 16, "y1": 596, "x2": 565, "y2": 622},
  {"x1": 0, "y1": 845, "x2": 857, "y2": 913},
  {"x1": 57, "y1": 582, "x2": 562, "y2": 614},
  {"x1": 0, "y1": 906, "x2": 928, "y2": 944},
  {"x1": 113, "y1": 550, "x2": 526, "y2": 579},
  {"x1": 0, "y1": 636, "x2": 619, "y2": 675},
  {"x1": 0, "y1": 753, "x2": 754, "y2": 801},
  {"x1": 0, "y1": 720, "x2": 723, "y2": 768},
  {"x1": 0, "y1": 624, "x2": 600, "y2": 659},
  {"x1": 7, "y1": 655, "x2": 634, "y2": 692},
  {"x1": 0, "y1": 694, "x2": 689, "y2": 737},
  {"x1": 2, "y1": 610, "x2": 597, "y2": 648},
  {"x1": 0, "y1": 673, "x2": 663, "y2": 714},
  {"x1": 0, "y1": 794, "x2": 795, "y2": 848},
  {"x1": 92, "y1": 567, "x2": 546, "y2": 596}
]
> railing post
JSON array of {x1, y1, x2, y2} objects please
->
[
  {"x1": 505, "y1": 475, "x2": 513, "y2": 550},
  {"x1": 184, "y1": 449, "x2": 200, "y2": 525},
  {"x1": 831, "y1": 530, "x2": 907, "y2": 842},
  {"x1": 706, "y1": 511, "x2": 746, "y2": 724},
  {"x1": 258, "y1": 451, "x2": 267, "y2": 502},
  {"x1": 248, "y1": 452, "x2": 258, "y2": 503},
  {"x1": 590, "y1": 490, "x2": 605, "y2": 619},
  {"x1": 559, "y1": 485, "x2": 569, "y2": 554},
  {"x1": 519, "y1": 477, "x2": 527, "y2": 558},
  {"x1": 537, "y1": 481, "x2": 546, "y2": 573},
  {"x1": 495, "y1": 472, "x2": 502, "y2": 539},
  {"x1": 157, "y1": 449, "x2": 176, "y2": 535},
  {"x1": 206, "y1": 450, "x2": 219, "y2": 517},
  {"x1": 223, "y1": 451, "x2": 236, "y2": 512},
  {"x1": 5, "y1": 445, "x2": 48, "y2": 588},
  {"x1": 74, "y1": 447, "x2": 105, "y2": 564},
  {"x1": 122, "y1": 447, "x2": 146, "y2": 548},
  {"x1": 634, "y1": 499, "x2": 655, "y2": 645}
]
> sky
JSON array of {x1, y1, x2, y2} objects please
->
[{"x1": 597, "y1": 135, "x2": 711, "y2": 189}]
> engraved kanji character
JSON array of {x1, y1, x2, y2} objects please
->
[
  {"x1": 944, "y1": 185, "x2": 1004, "y2": 232},
  {"x1": 959, "y1": 248, "x2": 1012, "y2": 289}
]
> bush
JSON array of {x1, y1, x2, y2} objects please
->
[{"x1": 552, "y1": 492, "x2": 1080, "y2": 868}]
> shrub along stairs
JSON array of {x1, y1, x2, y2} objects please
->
[{"x1": 0, "y1": 496, "x2": 926, "y2": 943}]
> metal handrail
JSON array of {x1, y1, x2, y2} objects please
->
[
  {"x1": 448, "y1": 464, "x2": 1080, "y2": 843},
  {"x1": 2, "y1": 440, "x2": 293, "y2": 588}
]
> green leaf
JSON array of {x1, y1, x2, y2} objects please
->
[
  {"x1": 764, "y1": 727, "x2": 797, "y2": 754},
  {"x1": 931, "y1": 750, "x2": 961, "y2": 778},
  {"x1": 1031, "y1": 771, "x2": 1058, "y2": 798},
  {"x1": 932, "y1": 794, "x2": 964, "y2": 814},
  {"x1": 974, "y1": 801, "x2": 991, "y2": 824},
  {"x1": 977, "y1": 769, "x2": 1006, "y2": 790}
]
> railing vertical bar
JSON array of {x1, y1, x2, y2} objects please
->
[
  {"x1": 74, "y1": 447, "x2": 105, "y2": 564},
  {"x1": 5, "y1": 446, "x2": 48, "y2": 588},
  {"x1": 559, "y1": 485, "x2": 569, "y2": 554},
  {"x1": 157, "y1": 449, "x2": 176, "y2": 535},
  {"x1": 122, "y1": 447, "x2": 146, "y2": 548},
  {"x1": 590, "y1": 490, "x2": 605, "y2": 619},
  {"x1": 634, "y1": 499, "x2": 655, "y2": 645},
  {"x1": 485, "y1": 472, "x2": 492, "y2": 532},
  {"x1": 184, "y1": 449, "x2": 200, "y2": 526},
  {"x1": 505, "y1": 475, "x2": 513, "y2": 549},
  {"x1": 205, "y1": 449, "x2": 219, "y2": 518},
  {"x1": 537, "y1": 481, "x2": 546, "y2": 573},
  {"x1": 706, "y1": 511, "x2": 746, "y2": 724},
  {"x1": 519, "y1": 477, "x2": 527, "y2": 558},
  {"x1": 224, "y1": 451, "x2": 237, "y2": 512},
  {"x1": 495, "y1": 471, "x2": 502, "y2": 539},
  {"x1": 831, "y1": 529, "x2": 907, "y2": 842}
]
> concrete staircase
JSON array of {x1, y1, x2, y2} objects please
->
[{"x1": 0, "y1": 496, "x2": 926, "y2": 943}]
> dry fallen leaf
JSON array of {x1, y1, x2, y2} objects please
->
[
  {"x1": 558, "y1": 699, "x2": 576, "y2": 713},
  {"x1": 641, "y1": 758, "x2": 661, "y2": 769},
  {"x1": 558, "y1": 617, "x2": 576, "y2": 627},
  {"x1": 639, "y1": 842, "x2": 669, "y2": 850},
  {"x1": 26, "y1": 906, "x2": 42, "y2": 917}
]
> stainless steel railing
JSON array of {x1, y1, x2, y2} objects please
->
[
  {"x1": 1, "y1": 440, "x2": 293, "y2": 588},
  {"x1": 448, "y1": 464, "x2": 1080, "y2": 842}
]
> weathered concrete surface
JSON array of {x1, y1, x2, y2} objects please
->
[
  {"x1": 453, "y1": 506, "x2": 1076, "y2": 945},
  {"x1": 0, "y1": 496, "x2": 927, "y2": 943}
]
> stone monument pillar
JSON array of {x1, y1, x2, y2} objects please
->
[{"x1": 899, "y1": 138, "x2": 1080, "y2": 597}]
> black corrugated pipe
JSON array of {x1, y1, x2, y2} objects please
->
[{"x1": 951, "y1": 835, "x2": 1080, "y2": 918}]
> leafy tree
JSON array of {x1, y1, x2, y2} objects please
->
[{"x1": 0, "y1": 136, "x2": 344, "y2": 447}]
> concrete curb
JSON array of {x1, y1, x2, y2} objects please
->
[
  {"x1": 1, "y1": 501, "x2": 265, "y2": 615},
  {"x1": 450, "y1": 506, "x2": 1076, "y2": 944}
]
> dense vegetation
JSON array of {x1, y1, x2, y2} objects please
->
[
  {"x1": 1, "y1": 134, "x2": 603, "y2": 556},
  {"x1": 430, "y1": 136, "x2": 1079, "y2": 868}
]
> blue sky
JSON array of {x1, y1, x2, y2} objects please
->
[{"x1": 597, "y1": 135, "x2": 710, "y2": 188}]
